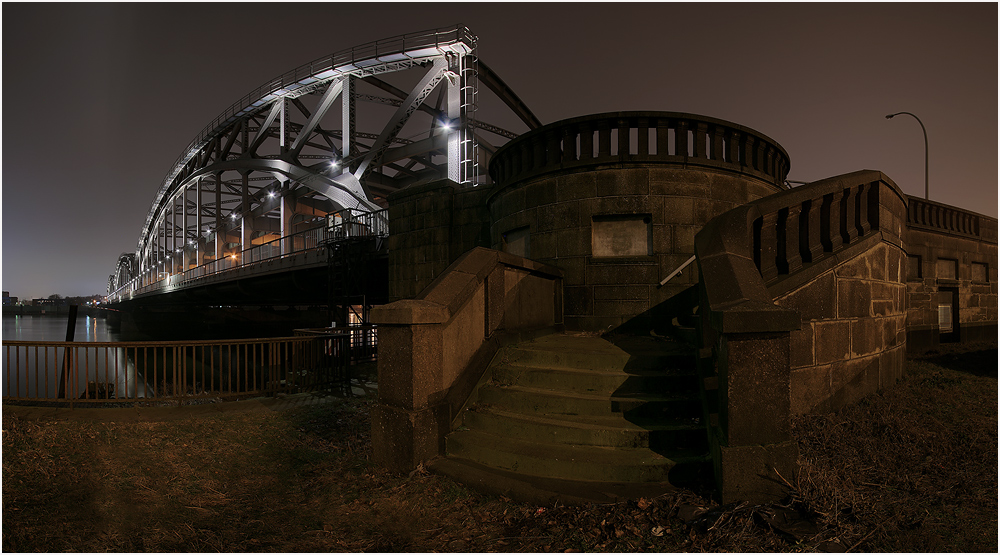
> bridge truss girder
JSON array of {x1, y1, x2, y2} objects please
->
[{"x1": 110, "y1": 26, "x2": 541, "y2": 301}]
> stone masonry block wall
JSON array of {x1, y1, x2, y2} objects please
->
[
  {"x1": 776, "y1": 241, "x2": 907, "y2": 414},
  {"x1": 904, "y1": 197, "x2": 998, "y2": 351},
  {"x1": 489, "y1": 166, "x2": 782, "y2": 331},
  {"x1": 386, "y1": 180, "x2": 492, "y2": 302},
  {"x1": 487, "y1": 111, "x2": 790, "y2": 333},
  {"x1": 371, "y1": 248, "x2": 563, "y2": 473}
]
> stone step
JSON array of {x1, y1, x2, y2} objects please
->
[
  {"x1": 462, "y1": 406, "x2": 707, "y2": 451},
  {"x1": 427, "y1": 457, "x2": 697, "y2": 506},
  {"x1": 504, "y1": 334, "x2": 694, "y2": 373},
  {"x1": 490, "y1": 363, "x2": 698, "y2": 396},
  {"x1": 445, "y1": 429, "x2": 709, "y2": 483},
  {"x1": 477, "y1": 384, "x2": 702, "y2": 420}
]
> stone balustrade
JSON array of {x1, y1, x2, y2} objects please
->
[
  {"x1": 488, "y1": 111, "x2": 790, "y2": 190},
  {"x1": 693, "y1": 169, "x2": 908, "y2": 502},
  {"x1": 907, "y1": 195, "x2": 997, "y2": 243}
]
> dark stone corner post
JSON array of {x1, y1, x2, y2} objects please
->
[
  {"x1": 696, "y1": 205, "x2": 801, "y2": 504},
  {"x1": 707, "y1": 303, "x2": 800, "y2": 504}
]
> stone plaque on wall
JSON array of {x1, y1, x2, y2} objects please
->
[
  {"x1": 591, "y1": 215, "x2": 652, "y2": 257},
  {"x1": 936, "y1": 258, "x2": 957, "y2": 280}
]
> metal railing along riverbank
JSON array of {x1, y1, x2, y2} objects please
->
[{"x1": 2, "y1": 333, "x2": 360, "y2": 407}]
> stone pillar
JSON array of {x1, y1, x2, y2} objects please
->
[{"x1": 713, "y1": 332, "x2": 798, "y2": 503}]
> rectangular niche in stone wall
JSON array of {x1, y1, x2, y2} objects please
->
[
  {"x1": 906, "y1": 255, "x2": 922, "y2": 281},
  {"x1": 936, "y1": 258, "x2": 958, "y2": 281},
  {"x1": 503, "y1": 226, "x2": 530, "y2": 258},
  {"x1": 971, "y1": 262, "x2": 988, "y2": 282},
  {"x1": 592, "y1": 214, "x2": 652, "y2": 257}
]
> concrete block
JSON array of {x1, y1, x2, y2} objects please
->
[
  {"x1": 662, "y1": 197, "x2": 696, "y2": 225},
  {"x1": 722, "y1": 333, "x2": 791, "y2": 445},
  {"x1": 673, "y1": 225, "x2": 698, "y2": 253},
  {"x1": 525, "y1": 180, "x2": 557, "y2": 207},
  {"x1": 788, "y1": 325, "x2": 814, "y2": 368},
  {"x1": 538, "y1": 202, "x2": 580, "y2": 232},
  {"x1": 563, "y1": 286, "x2": 593, "y2": 316},
  {"x1": 556, "y1": 229, "x2": 590, "y2": 257},
  {"x1": 709, "y1": 175, "x2": 749, "y2": 204},
  {"x1": 838, "y1": 279, "x2": 872, "y2": 318},
  {"x1": 828, "y1": 356, "x2": 880, "y2": 410},
  {"x1": 814, "y1": 320, "x2": 851, "y2": 364},
  {"x1": 556, "y1": 173, "x2": 598, "y2": 202},
  {"x1": 586, "y1": 262, "x2": 658, "y2": 284},
  {"x1": 596, "y1": 167, "x2": 649, "y2": 197},
  {"x1": 648, "y1": 168, "x2": 710, "y2": 197},
  {"x1": 790, "y1": 366, "x2": 830, "y2": 415},
  {"x1": 775, "y1": 271, "x2": 837, "y2": 321},
  {"x1": 594, "y1": 300, "x2": 649, "y2": 317},
  {"x1": 371, "y1": 404, "x2": 445, "y2": 473},
  {"x1": 850, "y1": 318, "x2": 882, "y2": 357},
  {"x1": 594, "y1": 285, "x2": 650, "y2": 301}
]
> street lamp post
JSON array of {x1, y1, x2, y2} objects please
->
[{"x1": 885, "y1": 112, "x2": 929, "y2": 200}]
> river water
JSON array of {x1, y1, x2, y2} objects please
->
[
  {"x1": 2, "y1": 314, "x2": 120, "y2": 342},
  {"x1": 2, "y1": 314, "x2": 150, "y2": 399}
]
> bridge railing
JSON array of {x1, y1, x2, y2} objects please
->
[
  {"x1": 488, "y1": 111, "x2": 791, "y2": 190},
  {"x1": 906, "y1": 195, "x2": 998, "y2": 243},
  {"x1": 108, "y1": 209, "x2": 388, "y2": 303},
  {"x1": 2, "y1": 334, "x2": 351, "y2": 407},
  {"x1": 294, "y1": 325, "x2": 377, "y2": 365}
]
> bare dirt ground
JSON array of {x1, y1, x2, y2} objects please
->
[{"x1": 3, "y1": 341, "x2": 996, "y2": 552}]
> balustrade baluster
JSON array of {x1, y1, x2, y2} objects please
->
[
  {"x1": 598, "y1": 120, "x2": 612, "y2": 158},
  {"x1": 841, "y1": 187, "x2": 858, "y2": 244},
  {"x1": 759, "y1": 211, "x2": 780, "y2": 281},
  {"x1": 784, "y1": 205, "x2": 804, "y2": 273},
  {"x1": 545, "y1": 129, "x2": 561, "y2": 167},
  {"x1": 530, "y1": 135, "x2": 544, "y2": 172},
  {"x1": 580, "y1": 123, "x2": 594, "y2": 160},
  {"x1": 821, "y1": 192, "x2": 839, "y2": 252},
  {"x1": 726, "y1": 129, "x2": 740, "y2": 164},
  {"x1": 693, "y1": 122, "x2": 708, "y2": 159},
  {"x1": 617, "y1": 118, "x2": 629, "y2": 159},
  {"x1": 655, "y1": 118, "x2": 668, "y2": 156},
  {"x1": 710, "y1": 125, "x2": 725, "y2": 161},
  {"x1": 561, "y1": 127, "x2": 576, "y2": 164},
  {"x1": 637, "y1": 117, "x2": 649, "y2": 156},
  {"x1": 675, "y1": 120, "x2": 690, "y2": 158}
]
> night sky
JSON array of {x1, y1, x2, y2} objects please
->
[{"x1": 2, "y1": 3, "x2": 996, "y2": 300}]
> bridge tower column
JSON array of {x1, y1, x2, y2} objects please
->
[
  {"x1": 195, "y1": 177, "x2": 204, "y2": 268},
  {"x1": 280, "y1": 183, "x2": 294, "y2": 255},
  {"x1": 214, "y1": 172, "x2": 224, "y2": 262},
  {"x1": 240, "y1": 170, "x2": 252, "y2": 262}
]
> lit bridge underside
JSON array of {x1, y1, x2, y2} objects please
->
[{"x1": 107, "y1": 25, "x2": 540, "y2": 304}]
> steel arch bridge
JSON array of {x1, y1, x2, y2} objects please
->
[{"x1": 107, "y1": 25, "x2": 540, "y2": 302}]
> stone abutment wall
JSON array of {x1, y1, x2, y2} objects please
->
[
  {"x1": 487, "y1": 112, "x2": 790, "y2": 332},
  {"x1": 904, "y1": 196, "x2": 998, "y2": 351}
]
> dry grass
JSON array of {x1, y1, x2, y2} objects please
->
[{"x1": 3, "y1": 342, "x2": 996, "y2": 552}]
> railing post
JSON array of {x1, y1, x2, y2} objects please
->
[
  {"x1": 758, "y1": 211, "x2": 780, "y2": 281},
  {"x1": 781, "y1": 205, "x2": 803, "y2": 274},
  {"x1": 675, "y1": 119, "x2": 690, "y2": 158},
  {"x1": 842, "y1": 186, "x2": 858, "y2": 244}
]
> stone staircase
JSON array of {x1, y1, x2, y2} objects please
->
[{"x1": 429, "y1": 333, "x2": 710, "y2": 505}]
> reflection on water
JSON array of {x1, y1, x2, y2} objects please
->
[
  {"x1": 2, "y1": 314, "x2": 120, "y2": 342},
  {"x1": 2, "y1": 315, "x2": 147, "y2": 399}
]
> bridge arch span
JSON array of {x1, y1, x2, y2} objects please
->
[{"x1": 110, "y1": 25, "x2": 540, "y2": 302}]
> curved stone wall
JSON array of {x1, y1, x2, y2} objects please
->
[{"x1": 487, "y1": 111, "x2": 790, "y2": 331}]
